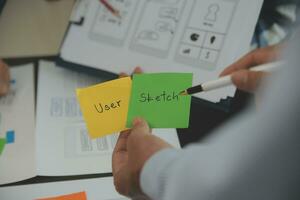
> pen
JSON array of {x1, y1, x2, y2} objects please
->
[
  {"x1": 180, "y1": 61, "x2": 283, "y2": 96},
  {"x1": 99, "y1": 0, "x2": 121, "y2": 19}
]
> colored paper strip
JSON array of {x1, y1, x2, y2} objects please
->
[
  {"x1": 36, "y1": 191, "x2": 87, "y2": 200},
  {"x1": 6, "y1": 130, "x2": 15, "y2": 144},
  {"x1": 0, "y1": 138, "x2": 6, "y2": 155}
]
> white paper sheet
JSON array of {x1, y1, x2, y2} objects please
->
[
  {"x1": 0, "y1": 64, "x2": 36, "y2": 185},
  {"x1": 0, "y1": 177, "x2": 128, "y2": 200},
  {"x1": 61, "y1": 0, "x2": 263, "y2": 102},
  {"x1": 36, "y1": 60, "x2": 181, "y2": 176}
]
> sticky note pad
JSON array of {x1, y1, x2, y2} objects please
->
[
  {"x1": 77, "y1": 77, "x2": 131, "y2": 139},
  {"x1": 0, "y1": 138, "x2": 6, "y2": 155},
  {"x1": 127, "y1": 73, "x2": 193, "y2": 128},
  {"x1": 36, "y1": 191, "x2": 87, "y2": 200},
  {"x1": 6, "y1": 130, "x2": 15, "y2": 144}
]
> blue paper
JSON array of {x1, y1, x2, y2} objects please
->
[{"x1": 6, "y1": 130, "x2": 15, "y2": 144}]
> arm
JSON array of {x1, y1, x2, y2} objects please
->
[{"x1": 0, "y1": 59, "x2": 10, "y2": 96}]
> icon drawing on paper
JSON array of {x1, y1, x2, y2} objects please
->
[
  {"x1": 205, "y1": 3, "x2": 220, "y2": 22},
  {"x1": 159, "y1": 7, "x2": 179, "y2": 22},
  {"x1": 138, "y1": 30, "x2": 160, "y2": 41},
  {"x1": 210, "y1": 35, "x2": 216, "y2": 44},
  {"x1": 190, "y1": 33, "x2": 200, "y2": 42},
  {"x1": 183, "y1": 48, "x2": 191, "y2": 54},
  {"x1": 205, "y1": 51, "x2": 211, "y2": 59},
  {"x1": 155, "y1": 21, "x2": 175, "y2": 34}
]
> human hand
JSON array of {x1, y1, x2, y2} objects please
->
[
  {"x1": 220, "y1": 44, "x2": 283, "y2": 92},
  {"x1": 112, "y1": 118, "x2": 172, "y2": 199},
  {"x1": 0, "y1": 59, "x2": 10, "y2": 96}
]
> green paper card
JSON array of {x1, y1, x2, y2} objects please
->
[
  {"x1": 126, "y1": 73, "x2": 193, "y2": 128},
  {"x1": 0, "y1": 138, "x2": 6, "y2": 155}
]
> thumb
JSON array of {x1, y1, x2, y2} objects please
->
[
  {"x1": 231, "y1": 70, "x2": 267, "y2": 93},
  {"x1": 131, "y1": 117, "x2": 151, "y2": 136},
  {"x1": 0, "y1": 82, "x2": 9, "y2": 96}
]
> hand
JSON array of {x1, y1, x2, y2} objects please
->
[
  {"x1": 220, "y1": 44, "x2": 283, "y2": 92},
  {"x1": 0, "y1": 59, "x2": 10, "y2": 96},
  {"x1": 112, "y1": 118, "x2": 172, "y2": 198}
]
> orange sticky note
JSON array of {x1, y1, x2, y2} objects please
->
[
  {"x1": 76, "y1": 77, "x2": 131, "y2": 139},
  {"x1": 36, "y1": 191, "x2": 87, "y2": 200}
]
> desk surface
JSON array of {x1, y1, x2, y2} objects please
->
[{"x1": 0, "y1": 0, "x2": 74, "y2": 58}]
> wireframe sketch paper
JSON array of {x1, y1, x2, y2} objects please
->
[
  {"x1": 61, "y1": 0, "x2": 263, "y2": 102},
  {"x1": 0, "y1": 177, "x2": 128, "y2": 200},
  {"x1": 0, "y1": 64, "x2": 36, "y2": 185},
  {"x1": 35, "y1": 61, "x2": 181, "y2": 176}
]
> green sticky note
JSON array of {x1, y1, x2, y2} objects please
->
[
  {"x1": 0, "y1": 138, "x2": 6, "y2": 155},
  {"x1": 127, "y1": 73, "x2": 193, "y2": 128}
]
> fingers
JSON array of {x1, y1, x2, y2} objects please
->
[
  {"x1": 0, "y1": 60, "x2": 10, "y2": 96},
  {"x1": 119, "y1": 66, "x2": 143, "y2": 78},
  {"x1": 133, "y1": 66, "x2": 142, "y2": 74},
  {"x1": 220, "y1": 51, "x2": 257, "y2": 77},
  {"x1": 220, "y1": 45, "x2": 282, "y2": 77},
  {"x1": 119, "y1": 72, "x2": 127, "y2": 78},
  {"x1": 113, "y1": 130, "x2": 131, "y2": 153},
  {"x1": 231, "y1": 70, "x2": 267, "y2": 93}
]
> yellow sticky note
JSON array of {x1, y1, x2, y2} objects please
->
[{"x1": 77, "y1": 77, "x2": 131, "y2": 139}]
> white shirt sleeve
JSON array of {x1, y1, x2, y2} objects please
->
[{"x1": 140, "y1": 28, "x2": 300, "y2": 200}]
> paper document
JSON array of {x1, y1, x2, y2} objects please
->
[
  {"x1": 0, "y1": 64, "x2": 36, "y2": 185},
  {"x1": 0, "y1": 177, "x2": 128, "y2": 200},
  {"x1": 36, "y1": 61, "x2": 181, "y2": 176},
  {"x1": 61, "y1": 0, "x2": 263, "y2": 102}
]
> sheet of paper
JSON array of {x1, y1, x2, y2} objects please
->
[
  {"x1": 0, "y1": 138, "x2": 5, "y2": 155},
  {"x1": 77, "y1": 77, "x2": 131, "y2": 139},
  {"x1": 0, "y1": 0, "x2": 75, "y2": 58},
  {"x1": 0, "y1": 177, "x2": 128, "y2": 200},
  {"x1": 36, "y1": 60, "x2": 181, "y2": 176},
  {"x1": 0, "y1": 64, "x2": 36, "y2": 185},
  {"x1": 37, "y1": 191, "x2": 87, "y2": 200},
  {"x1": 127, "y1": 73, "x2": 192, "y2": 128},
  {"x1": 61, "y1": 0, "x2": 263, "y2": 102}
]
